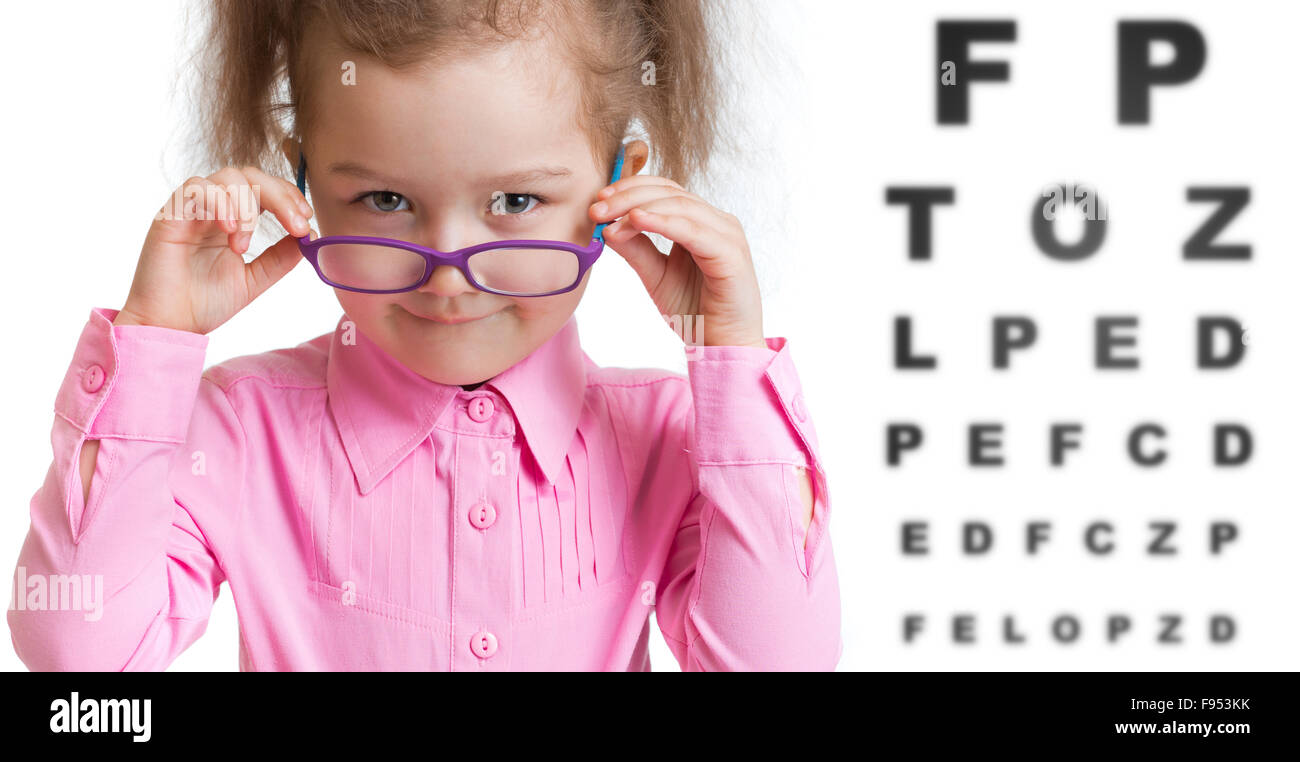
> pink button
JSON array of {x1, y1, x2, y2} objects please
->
[
  {"x1": 470, "y1": 629, "x2": 498, "y2": 658},
  {"x1": 791, "y1": 392, "x2": 807, "y2": 422},
  {"x1": 467, "y1": 396, "x2": 495, "y2": 422},
  {"x1": 468, "y1": 501, "x2": 497, "y2": 530},
  {"x1": 82, "y1": 364, "x2": 105, "y2": 393}
]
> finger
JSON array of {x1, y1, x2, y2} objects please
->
[
  {"x1": 243, "y1": 232, "x2": 304, "y2": 301},
  {"x1": 241, "y1": 164, "x2": 314, "y2": 224},
  {"x1": 596, "y1": 174, "x2": 684, "y2": 200},
  {"x1": 206, "y1": 167, "x2": 260, "y2": 253},
  {"x1": 602, "y1": 217, "x2": 669, "y2": 295},
  {"x1": 175, "y1": 176, "x2": 241, "y2": 245},
  {"x1": 624, "y1": 195, "x2": 739, "y2": 256},
  {"x1": 590, "y1": 183, "x2": 708, "y2": 225},
  {"x1": 205, "y1": 166, "x2": 310, "y2": 257},
  {"x1": 266, "y1": 169, "x2": 313, "y2": 219},
  {"x1": 618, "y1": 203, "x2": 747, "y2": 277},
  {"x1": 231, "y1": 165, "x2": 313, "y2": 239}
]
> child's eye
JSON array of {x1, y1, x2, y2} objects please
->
[
  {"x1": 489, "y1": 192, "x2": 543, "y2": 217},
  {"x1": 357, "y1": 191, "x2": 410, "y2": 213}
]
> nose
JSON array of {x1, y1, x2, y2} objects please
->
[
  {"x1": 412, "y1": 223, "x2": 481, "y2": 296},
  {"x1": 416, "y1": 263, "x2": 478, "y2": 297}
]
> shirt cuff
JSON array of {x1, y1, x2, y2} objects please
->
[
  {"x1": 685, "y1": 336, "x2": 822, "y2": 466},
  {"x1": 54, "y1": 307, "x2": 209, "y2": 442}
]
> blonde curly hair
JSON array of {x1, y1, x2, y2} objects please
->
[{"x1": 189, "y1": 0, "x2": 728, "y2": 193}]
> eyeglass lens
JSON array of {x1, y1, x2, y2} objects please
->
[{"x1": 315, "y1": 242, "x2": 581, "y2": 295}]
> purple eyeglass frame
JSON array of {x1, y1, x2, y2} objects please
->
[{"x1": 293, "y1": 142, "x2": 626, "y2": 296}]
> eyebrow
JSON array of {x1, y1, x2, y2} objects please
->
[
  {"x1": 481, "y1": 166, "x2": 573, "y2": 188},
  {"x1": 324, "y1": 161, "x2": 573, "y2": 189},
  {"x1": 325, "y1": 161, "x2": 403, "y2": 185}
]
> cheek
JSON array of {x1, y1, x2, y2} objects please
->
[
  {"x1": 333, "y1": 291, "x2": 361, "y2": 317},
  {"x1": 510, "y1": 275, "x2": 588, "y2": 321},
  {"x1": 332, "y1": 292, "x2": 389, "y2": 329}
]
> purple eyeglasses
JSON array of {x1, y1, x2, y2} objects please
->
[{"x1": 293, "y1": 142, "x2": 626, "y2": 296}]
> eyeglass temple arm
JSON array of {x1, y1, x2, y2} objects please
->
[
  {"x1": 296, "y1": 145, "x2": 307, "y2": 197},
  {"x1": 295, "y1": 141, "x2": 628, "y2": 242},
  {"x1": 593, "y1": 142, "x2": 627, "y2": 244}
]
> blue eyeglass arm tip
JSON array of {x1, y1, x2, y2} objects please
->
[
  {"x1": 296, "y1": 149, "x2": 307, "y2": 197},
  {"x1": 593, "y1": 142, "x2": 627, "y2": 243}
]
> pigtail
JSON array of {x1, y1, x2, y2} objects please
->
[
  {"x1": 193, "y1": 0, "x2": 297, "y2": 173},
  {"x1": 630, "y1": 0, "x2": 722, "y2": 188}
]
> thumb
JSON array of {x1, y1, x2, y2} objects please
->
[
  {"x1": 243, "y1": 232, "x2": 304, "y2": 301},
  {"x1": 604, "y1": 220, "x2": 667, "y2": 297}
]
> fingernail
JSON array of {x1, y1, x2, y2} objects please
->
[
  {"x1": 591, "y1": 201, "x2": 608, "y2": 216},
  {"x1": 291, "y1": 213, "x2": 306, "y2": 230},
  {"x1": 598, "y1": 186, "x2": 614, "y2": 198},
  {"x1": 299, "y1": 201, "x2": 313, "y2": 218}
]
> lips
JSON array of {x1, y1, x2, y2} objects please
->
[{"x1": 403, "y1": 306, "x2": 489, "y2": 324}]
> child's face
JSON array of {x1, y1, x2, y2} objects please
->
[{"x1": 297, "y1": 34, "x2": 608, "y2": 386}]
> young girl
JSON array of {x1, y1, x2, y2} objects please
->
[{"x1": 10, "y1": 0, "x2": 839, "y2": 671}]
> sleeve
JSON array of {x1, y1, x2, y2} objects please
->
[
  {"x1": 7, "y1": 307, "x2": 246, "y2": 671},
  {"x1": 653, "y1": 336, "x2": 842, "y2": 671}
]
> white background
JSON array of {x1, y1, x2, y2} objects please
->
[{"x1": 1, "y1": 0, "x2": 1294, "y2": 671}]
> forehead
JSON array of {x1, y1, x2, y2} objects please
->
[{"x1": 303, "y1": 30, "x2": 594, "y2": 176}]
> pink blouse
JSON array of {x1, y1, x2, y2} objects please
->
[{"x1": 9, "y1": 307, "x2": 840, "y2": 671}]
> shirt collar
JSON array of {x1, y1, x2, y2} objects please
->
[{"x1": 326, "y1": 313, "x2": 588, "y2": 495}]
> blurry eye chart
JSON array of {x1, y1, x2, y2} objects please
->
[{"x1": 796, "y1": 0, "x2": 1295, "y2": 670}]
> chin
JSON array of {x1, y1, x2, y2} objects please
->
[
  {"x1": 402, "y1": 351, "x2": 502, "y2": 386},
  {"x1": 388, "y1": 323, "x2": 510, "y2": 384}
]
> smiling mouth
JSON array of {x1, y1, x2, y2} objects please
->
[{"x1": 402, "y1": 306, "x2": 492, "y2": 325}]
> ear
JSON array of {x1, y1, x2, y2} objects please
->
[{"x1": 623, "y1": 139, "x2": 649, "y2": 176}]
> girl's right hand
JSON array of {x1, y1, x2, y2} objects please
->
[{"x1": 114, "y1": 166, "x2": 314, "y2": 334}]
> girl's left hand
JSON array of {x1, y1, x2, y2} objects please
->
[{"x1": 590, "y1": 175, "x2": 767, "y2": 349}]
